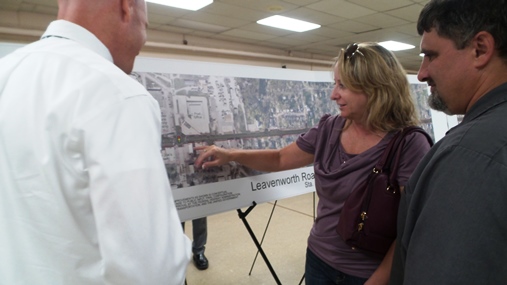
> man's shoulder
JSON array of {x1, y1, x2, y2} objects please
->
[{"x1": 30, "y1": 39, "x2": 147, "y2": 98}]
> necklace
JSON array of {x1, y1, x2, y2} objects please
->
[{"x1": 338, "y1": 143, "x2": 356, "y2": 164}]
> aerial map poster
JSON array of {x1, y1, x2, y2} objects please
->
[
  {"x1": 132, "y1": 57, "x2": 336, "y2": 221},
  {"x1": 131, "y1": 57, "x2": 444, "y2": 222}
]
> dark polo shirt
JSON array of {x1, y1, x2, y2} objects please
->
[{"x1": 391, "y1": 82, "x2": 507, "y2": 284}]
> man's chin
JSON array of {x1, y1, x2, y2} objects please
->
[{"x1": 428, "y1": 92, "x2": 452, "y2": 115}]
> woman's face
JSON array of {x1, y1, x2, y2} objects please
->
[{"x1": 330, "y1": 67, "x2": 369, "y2": 122}]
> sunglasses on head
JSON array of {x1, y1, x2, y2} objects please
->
[{"x1": 344, "y1": 43, "x2": 364, "y2": 62}]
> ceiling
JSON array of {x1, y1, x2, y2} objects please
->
[{"x1": 0, "y1": 0, "x2": 430, "y2": 73}]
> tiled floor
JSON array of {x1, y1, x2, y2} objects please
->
[{"x1": 184, "y1": 192, "x2": 317, "y2": 285}]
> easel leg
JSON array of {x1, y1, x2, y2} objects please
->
[
  {"x1": 237, "y1": 202, "x2": 282, "y2": 285},
  {"x1": 298, "y1": 274, "x2": 305, "y2": 285},
  {"x1": 249, "y1": 200, "x2": 278, "y2": 275}
]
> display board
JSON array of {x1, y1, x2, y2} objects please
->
[{"x1": 132, "y1": 57, "x2": 335, "y2": 221}]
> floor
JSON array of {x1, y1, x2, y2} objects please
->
[{"x1": 183, "y1": 192, "x2": 317, "y2": 285}]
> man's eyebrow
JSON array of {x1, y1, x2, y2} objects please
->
[{"x1": 420, "y1": 49, "x2": 436, "y2": 55}]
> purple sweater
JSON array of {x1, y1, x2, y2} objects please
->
[{"x1": 296, "y1": 114, "x2": 431, "y2": 279}]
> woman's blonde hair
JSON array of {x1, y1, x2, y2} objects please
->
[{"x1": 335, "y1": 42, "x2": 419, "y2": 132}]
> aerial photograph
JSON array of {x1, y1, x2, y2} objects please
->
[{"x1": 131, "y1": 72, "x2": 432, "y2": 189}]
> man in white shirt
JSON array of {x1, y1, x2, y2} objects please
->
[{"x1": 0, "y1": 0, "x2": 191, "y2": 284}]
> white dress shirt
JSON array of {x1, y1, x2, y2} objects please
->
[{"x1": 0, "y1": 20, "x2": 191, "y2": 285}]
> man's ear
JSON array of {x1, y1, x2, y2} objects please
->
[
  {"x1": 472, "y1": 31, "x2": 495, "y2": 69},
  {"x1": 120, "y1": 0, "x2": 133, "y2": 22}
]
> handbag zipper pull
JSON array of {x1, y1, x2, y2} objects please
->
[{"x1": 357, "y1": 212, "x2": 367, "y2": 231}]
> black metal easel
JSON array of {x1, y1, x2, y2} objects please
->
[
  {"x1": 237, "y1": 201, "x2": 282, "y2": 285},
  {"x1": 248, "y1": 200, "x2": 278, "y2": 276}
]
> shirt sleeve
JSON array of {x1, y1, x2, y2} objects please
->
[
  {"x1": 395, "y1": 131, "x2": 432, "y2": 186},
  {"x1": 296, "y1": 114, "x2": 332, "y2": 154},
  {"x1": 83, "y1": 94, "x2": 191, "y2": 285}
]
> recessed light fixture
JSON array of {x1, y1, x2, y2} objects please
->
[
  {"x1": 257, "y1": 15, "x2": 320, "y2": 32},
  {"x1": 146, "y1": 0, "x2": 213, "y2": 11},
  {"x1": 378, "y1": 40, "x2": 415, "y2": 51}
]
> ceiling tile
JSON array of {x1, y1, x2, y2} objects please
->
[
  {"x1": 385, "y1": 4, "x2": 425, "y2": 22},
  {"x1": 169, "y1": 19, "x2": 230, "y2": 33},
  {"x1": 348, "y1": 0, "x2": 414, "y2": 12},
  {"x1": 310, "y1": 26, "x2": 355, "y2": 39},
  {"x1": 354, "y1": 13, "x2": 410, "y2": 28},
  {"x1": 386, "y1": 23, "x2": 420, "y2": 37},
  {"x1": 307, "y1": 0, "x2": 376, "y2": 19},
  {"x1": 239, "y1": 23, "x2": 295, "y2": 36},
  {"x1": 285, "y1": 32, "x2": 331, "y2": 43},
  {"x1": 219, "y1": 0, "x2": 299, "y2": 13},
  {"x1": 282, "y1": 0, "x2": 321, "y2": 5},
  {"x1": 221, "y1": 29, "x2": 277, "y2": 41},
  {"x1": 147, "y1": 3, "x2": 192, "y2": 18},
  {"x1": 280, "y1": 7, "x2": 346, "y2": 25},
  {"x1": 201, "y1": 2, "x2": 270, "y2": 22},
  {"x1": 319, "y1": 37, "x2": 358, "y2": 47},
  {"x1": 184, "y1": 11, "x2": 249, "y2": 28},
  {"x1": 343, "y1": 29, "x2": 414, "y2": 44},
  {"x1": 328, "y1": 20, "x2": 380, "y2": 34}
]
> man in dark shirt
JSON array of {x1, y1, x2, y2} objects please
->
[{"x1": 390, "y1": 0, "x2": 507, "y2": 284}]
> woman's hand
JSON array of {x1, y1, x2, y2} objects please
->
[{"x1": 194, "y1": 145, "x2": 232, "y2": 169}]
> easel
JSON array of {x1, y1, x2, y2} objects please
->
[
  {"x1": 238, "y1": 192, "x2": 317, "y2": 285},
  {"x1": 237, "y1": 201, "x2": 282, "y2": 284}
]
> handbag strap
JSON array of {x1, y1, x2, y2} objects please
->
[
  {"x1": 374, "y1": 126, "x2": 434, "y2": 175},
  {"x1": 388, "y1": 127, "x2": 433, "y2": 182},
  {"x1": 373, "y1": 129, "x2": 402, "y2": 172}
]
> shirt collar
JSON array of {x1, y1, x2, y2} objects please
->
[
  {"x1": 462, "y1": 82, "x2": 507, "y2": 124},
  {"x1": 41, "y1": 20, "x2": 113, "y2": 63},
  {"x1": 446, "y1": 82, "x2": 507, "y2": 134}
]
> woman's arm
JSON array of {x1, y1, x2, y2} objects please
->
[
  {"x1": 194, "y1": 142, "x2": 314, "y2": 172},
  {"x1": 365, "y1": 241, "x2": 396, "y2": 285}
]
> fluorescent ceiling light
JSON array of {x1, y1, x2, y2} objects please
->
[
  {"x1": 378, "y1": 40, "x2": 415, "y2": 51},
  {"x1": 146, "y1": 0, "x2": 213, "y2": 11},
  {"x1": 257, "y1": 15, "x2": 320, "y2": 32}
]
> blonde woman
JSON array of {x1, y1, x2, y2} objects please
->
[{"x1": 195, "y1": 43, "x2": 431, "y2": 285}]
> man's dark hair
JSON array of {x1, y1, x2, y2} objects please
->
[{"x1": 417, "y1": 0, "x2": 507, "y2": 59}]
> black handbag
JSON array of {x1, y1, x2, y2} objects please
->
[{"x1": 336, "y1": 126, "x2": 433, "y2": 255}]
